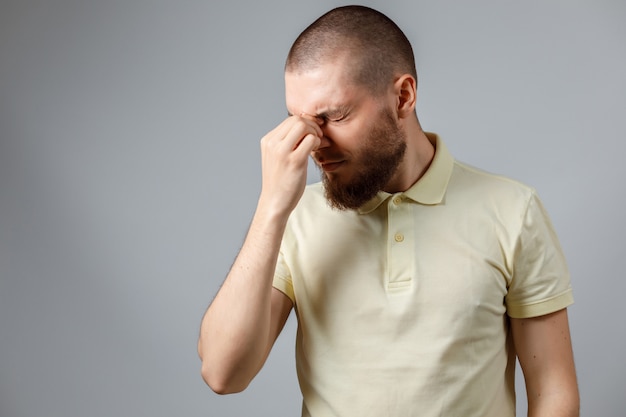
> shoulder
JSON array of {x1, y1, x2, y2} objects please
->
[
  {"x1": 288, "y1": 182, "x2": 333, "y2": 225},
  {"x1": 292, "y1": 182, "x2": 329, "y2": 215},
  {"x1": 301, "y1": 181, "x2": 326, "y2": 202},
  {"x1": 286, "y1": 182, "x2": 362, "y2": 235},
  {"x1": 450, "y1": 160, "x2": 537, "y2": 205}
]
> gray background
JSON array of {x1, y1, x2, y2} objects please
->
[{"x1": 1, "y1": 0, "x2": 624, "y2": 416}]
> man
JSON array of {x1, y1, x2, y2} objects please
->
[{"x1": 198, "y1": 5, "x2": 579, "y2": 416}]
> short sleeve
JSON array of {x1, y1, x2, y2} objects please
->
[
  {"x1": 505, "y1": 191, "x2": 573, "y2": 318},
  {"x1": 273, "y1": 250, "x2": 295, "y2": 304}
]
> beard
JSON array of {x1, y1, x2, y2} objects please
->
[{"x1": 318, "y1": 108, "x2": 407, "y2": 210}]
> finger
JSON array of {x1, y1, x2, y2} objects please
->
[
  {"x1": 299, "y1": 113, "x2": 324, "y2": 136},
  {"x1": 264, "y1": 116, "x2": 297, "y2": 142},
  {"x1": 299, "y1": 112, "x2": 324, "y2": 125},
  {"x1": 285, "y1": 113, "x2": 323, "y2": 139},
  {"x1": 263, "y1": 115, "x2": 322, "y2": 147},
  {"x1": 282, "y1": 120, "x2": 322, "y2": 151},
  {"x1": 293, "y1": 133, "x2": 321, "y2": 158}
]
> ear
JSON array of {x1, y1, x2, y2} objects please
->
[{"x1": 394, "y1": 74, "x2": 417, "y2": 119}]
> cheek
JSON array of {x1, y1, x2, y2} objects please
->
[{"x1": 324, "y1": 123, "x2": 367, "y2": 150}]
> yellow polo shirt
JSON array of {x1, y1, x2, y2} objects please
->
[{"x1": 273, "y1": 133, "x2": 573, "y2": 417}]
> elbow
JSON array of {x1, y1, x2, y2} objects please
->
[
  {"x1": 197, "y1": 336, "x2": 258, "y2": 394},
  {"x1": 567, "y1": 392, "x2": 581, "y2": 417},
  {"x1": 200, "y1": 361, "x2": 250, "y2": 395}
]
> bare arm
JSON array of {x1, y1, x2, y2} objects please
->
[
  {"x1": 198, "y1": 116, "x2": 322, "y2": 394},
  {"x1": 511, "y1": 308, "x2": 580, "y2": 417}
]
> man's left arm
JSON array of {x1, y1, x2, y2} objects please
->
[{"x1": 511, "y1": 308, "x2": 580, "y2": 417}]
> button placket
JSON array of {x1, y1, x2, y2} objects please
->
[{"x1": 387, "y1": 194, "x2": 414, "y2": 292}]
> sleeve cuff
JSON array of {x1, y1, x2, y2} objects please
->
[
  {"x1": 507, "y1": 289, "x2": 574, "y2": 319},
  {"x1": 272, "y1": 275, "x2": 295, "y2": 305}
]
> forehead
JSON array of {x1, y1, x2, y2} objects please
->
[{"x1": 285, "y1": 63, "x2": 363, "y2": 116}]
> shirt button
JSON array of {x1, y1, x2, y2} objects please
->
[
  {"x1": 393, "y1": 196, "x2": 402, "y2": 205},
  {"x1": 394, "y1": 233, "x2": 404, "y2": 242}
]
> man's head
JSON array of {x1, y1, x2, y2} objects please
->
[
  {"x1": 285, "y1": 6, "x2": 420, "y2": 210},
  {"x1": 285, "y1": 5, "x2": 417, "y2": 97}
]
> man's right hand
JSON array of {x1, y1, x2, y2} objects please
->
[
  {"x1": 258, "y1": 115, "x2": 323, "y2": 216},
  {"x1": 199, "y1": 115, "x2": 322, "y2": 394}
]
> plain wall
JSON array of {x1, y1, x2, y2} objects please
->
[{"x1": 1, "y1": 1, "x2": 624, "y2": 416}]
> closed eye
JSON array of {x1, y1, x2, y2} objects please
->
[
  {"x1": 323, "y1": 109, "x2": 350, "y2": 123},
  {"x1": 327, "y1": 115, "x2": 346, "y2": 123}
]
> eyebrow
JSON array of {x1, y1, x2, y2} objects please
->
[{"x1": 287, "y1": 105, "x2": 350, "y2": 120}]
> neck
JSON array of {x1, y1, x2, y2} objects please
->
[{"x1": 383, "y1": 117, "x2": 435, "y2": 193}]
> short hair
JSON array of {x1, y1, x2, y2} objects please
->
[{"x1": 285, "y1": 6, "x2": 417, "y2": 96}]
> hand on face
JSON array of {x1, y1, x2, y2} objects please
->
[{"x1": 258, "y1": 115, "x2": 323, "y2": 216}]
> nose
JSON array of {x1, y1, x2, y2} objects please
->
[
  {"x1": 311, "y1": 134, "x2": 331, "y2": 163},
  {"x1": 317, "y1": 134, "x2": 331, "y2": 150}
]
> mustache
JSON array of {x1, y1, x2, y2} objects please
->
[{"x1": 312, "y1": 150, "x2": 345, "y2": 164}]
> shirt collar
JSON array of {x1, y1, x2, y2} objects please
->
[{"x1": 358, "y1": 132, "x2": 454, "y2": 214}]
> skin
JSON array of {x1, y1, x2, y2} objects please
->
[
  {"x1": 198, "y1": 56, "x2": 579, "y2": 416},
  {"x1": 314, "y1": 106, "x2": 407, "y2": 210},
  {"x1": 284, "y1": 56, "x2": 434, "y2": 195},
  {"x1": 512, "y1": 310, "x2": 580, "y2": 416}
]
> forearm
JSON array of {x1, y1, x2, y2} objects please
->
[
  {"x1": 199, "y1": 115, "x2": 322, "y2": 393},
  {"x1": 198, "y1": 205, "x2": 289, "y2": 393},
  {"x1": 526, "y1": 371, "x2": 579, "y2": 417},
  {"x1": 527, "y1": 390, "x2": 580, "y2": 417}
]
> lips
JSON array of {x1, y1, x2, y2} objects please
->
[
  {"x1": 314, "y1": 152, "x2": 345, "y2": 172},
  {"x1": 320, "y1": 161, "x2": 344, "y2": 172}
]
